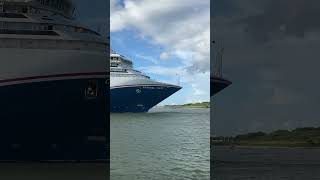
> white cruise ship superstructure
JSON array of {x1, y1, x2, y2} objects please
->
[
  {"x1": 110, "y1": 51, "x2": 181, "y2": 112},
  {"x1": 0, "y1": 0, "x2": 108, "y2": 161}
]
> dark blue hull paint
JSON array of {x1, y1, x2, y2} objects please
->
[
  {"x1": 111, "y1": 85, "x2": 181, "y2": 113},
  {"x1": 211, "y1": 77, "x2": 231, "y2": 96},
  {"x1": 0, "y1": 78, "x2": 109, "y2": 161}
]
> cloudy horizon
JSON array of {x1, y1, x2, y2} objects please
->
[
  {"x1": 212, "y1": 0, "x2": 320, "y2": 136},
  {"x1": 111, "y1": 0, "x2": 210, "y2": 105}
]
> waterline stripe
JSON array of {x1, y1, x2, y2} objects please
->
[
  {"x1": 111, "y1": 84, "x2": 181, "y2": 89},
  {"x1": 0, "y1": 72, "x2": 108, "y2": 84}
]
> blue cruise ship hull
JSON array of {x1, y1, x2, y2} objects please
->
[
  {"x1": 0, "y1": 77, "x2": 108, "y2": 161},
  {"x1": 111, "y1": 85, "x2": 181, "y2": 113},
  {"x1": 211, "y1": 77, "x2": 231, "y2": 96}
]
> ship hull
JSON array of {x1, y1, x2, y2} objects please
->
[
  {"x1": 0, "y1": 78, "x2": 108, "y2": 161},
  {"x1": 0, "y1": 48, "x2": 108, "y2": 161},
  {"x1": 111, "y1": 85, "x2": 181, "y2": 113},
  {"x1": 211, "y1": 77, "x2": 231, "y2": 96}
]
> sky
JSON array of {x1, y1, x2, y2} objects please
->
[
  {"x1": 212, "y1": 0, "x2": 320, "y2": 136},
  {"x1": 74, "y1": 0, "x2": 108, "y2": 33},
  {"x1": 110, "y1": 0, "x2": 210, "y2": 105}
]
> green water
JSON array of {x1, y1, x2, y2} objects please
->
[{"x1": 111, "y1": 107, "x2": 210, "y2": 179}]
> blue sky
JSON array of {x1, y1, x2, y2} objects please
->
[{"x1": 111, "y1": 0, "x2": 210, "y2": 105}]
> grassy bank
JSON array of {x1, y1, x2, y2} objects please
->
[
  {"x1": 211, "y1": 127, "x2": 320, "y2": 147},
  {"x1": 165, "y1": 102, "x2": 210, "y2": 108}
]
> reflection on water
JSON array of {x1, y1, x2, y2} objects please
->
[
  {"x1": 111, "y1": 107, "x2": 210, "y2": 179},
  {"x1": 212, "y1": 146, "x2": 320, "y2": 180}
]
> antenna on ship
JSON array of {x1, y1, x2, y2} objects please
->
[{"x1": 211, "y1": 40, "x2": 231, "y2": 96}]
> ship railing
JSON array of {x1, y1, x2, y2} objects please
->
[
  {"x1": 0, "y1": 38, "x2": 108, "y2": 51},
  {"x1": 111, "y1": 73, "x2": 150, "y2": 79},
  {"x1": 130, "y1": 69, "x2": 150, "y2": 78}
]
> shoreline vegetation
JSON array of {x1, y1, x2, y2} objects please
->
[
  {"x1": 211, "y1": 127, "x2": 320, "y2": 148},
  {"x1": 163, "y1": 102, "x2": 210, "y2": 108}
]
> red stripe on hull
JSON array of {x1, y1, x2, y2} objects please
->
[{"x1": 0, "y1": 72, "x2": 108, "y2": 84}]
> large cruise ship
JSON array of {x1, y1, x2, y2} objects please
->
[
  {"x1": 110, "y1": 51, "x2": 181, "y2": 112},
  {"x1": 0, "y1": 0, "x2": 108, "y2": 161}
]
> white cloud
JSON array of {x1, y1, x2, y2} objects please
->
[
  {"x1": 110, "y1": 0, "x2": 210, "y2": 73},
  {"x1": 135, "y1": 54, "x2": 158, "y2": 64},
  {"x1": 111, "y1": 0, "x2": 210, "y2": 103},
  {"x1": 159, "y1": 52, "x2": 170, "y2": 60}
]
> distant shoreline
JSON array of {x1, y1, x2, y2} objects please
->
[
  {"x1": 161, "y1": 102, "x2": 210, "y2": 108},
  {"x1": 211, "y1": 127, "x2": 320, "y2": 148},
  {"x1": 211, "y1": 144, "x2": 320, "y2": 149}
]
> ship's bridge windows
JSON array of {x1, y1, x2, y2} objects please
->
[
  {"x1": 0, "y1": 29, "x2": 59, "y2": 36},
  {"x1": 27, "y1": 7, "x2": 39, "y2": 14},
  {"x1": 111, "y1": 68, "x2": 127, "y2": 72},
  {"x1": 42, "y1": 17, "x2": 54, "y2": 21},
  {"x1": 75, "y1": 27, "x2": 84, "y2": 33},
  {"x1": 0, "y1": 13, "x2": 27, "y2": 18},
  {"x1": 111, "y1": 56, "x2": 119, "y2": 61},
  {"x1": 0, "y1": 22, "x2": 100, "y2": 36},
  {"x1": 22, "y1": 8, "x2": 28, "y2": 13},
  {"x1": 0, "y1": 38, "x2": 107, "y2": 51},
  {"x1": 37, "y1": 0, "x2": 75, "y2": 17},
  {"x1": 1, "y1": 3, "x2": 31, "y2": 14},
  {"x1": 111, "y1": 62, "x2": 118, "y2": 67}
]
